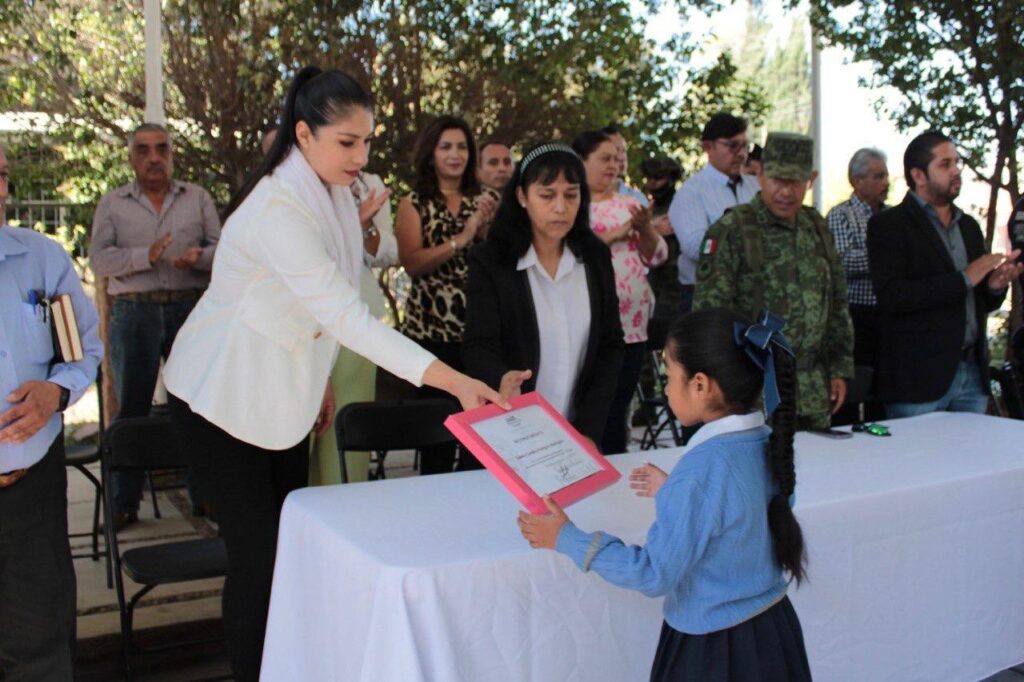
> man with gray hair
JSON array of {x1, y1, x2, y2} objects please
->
[
  {"x1": 827, "y1": 148, "x2": 890, "y2": 421},
  {"x1": 90, "y1": 122, "x2": 220, "y2": 527}
]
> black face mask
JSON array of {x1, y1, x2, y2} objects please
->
[{"x1": 648, "y1": 182, "x2": 675, "y2": 207}]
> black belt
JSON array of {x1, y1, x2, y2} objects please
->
[{"x1": 114, "y1": 288, "x2": 203, "y2": 304}]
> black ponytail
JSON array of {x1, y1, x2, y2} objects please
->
[
  {"x1": 764, "y1": 347, "x2": 806, "y2": 584},
  {"x1": 224, "y1": 65, "x2": 373, "y2": 220},
  {"x1": 666, "y1": 307, "x2": 806, "y2": 584}
]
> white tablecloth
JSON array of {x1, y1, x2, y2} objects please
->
[{"x1": 260, "y1": 413, "x2": 1024, "y2": 681}]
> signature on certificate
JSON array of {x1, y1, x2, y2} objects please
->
[{"x1": 557, "y1": 463, "x2": 572, "y2": 483}]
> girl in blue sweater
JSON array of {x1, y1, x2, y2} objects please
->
[{"x1": 518, "y1": 307, "x2": 811, "y2": 681}]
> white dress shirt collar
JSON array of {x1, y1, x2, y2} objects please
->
[
  {"x1": 685, "y1": 412, "x2": 766, "y2": 452},
  {"x1": 702, "y1": 162, "x2": 747, "y2": 189},
  {"x1": 517, "y1": 243, "x2": 578, "y2": 282}
]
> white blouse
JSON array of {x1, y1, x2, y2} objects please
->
[
  {"x1": 164, "y1": 153, "x2": 435, "y2": 450},
  {"x1": 517, "y1": 244, "x2": 591, "y2": 418}
]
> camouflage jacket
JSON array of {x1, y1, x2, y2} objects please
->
[{"x1": 694, "y1": 193, "x2": 854, "y2": 422}]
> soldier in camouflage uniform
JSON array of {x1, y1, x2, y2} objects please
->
[{"x1": 694, "y1": 132, "x2": 854, "y2": 429}]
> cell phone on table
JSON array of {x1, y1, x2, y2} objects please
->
[{"x1": 809, "y1": 428, "x2": 854, "y2": 440}]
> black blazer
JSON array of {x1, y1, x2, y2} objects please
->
[
  {"x1": 867, "y1": 192, "x2": 1005, "y2": 403},
  {"x1": 462, "y1": 238, "x2": 625, "y2": 447}
]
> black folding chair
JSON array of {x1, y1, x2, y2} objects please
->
[
  {"x1": 101, "y1": 416, "x2": 228, "y2": 681},
  {"x1": 991, "y1": 361, "x2": 1024, "y2": 420},
  {"x1": 335, "y1": 399, "x2": 460, "y2": 482},
  {"x1": 636, "y1": 318, "x2": 685, "y2": 450}
]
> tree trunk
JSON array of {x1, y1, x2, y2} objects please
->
[
  {"x1": 95, "y1": 276, "x2": 119, "y2": 424},
  {"x1": 984, "y1": 147, "x2": 1007, "y2": 249}
]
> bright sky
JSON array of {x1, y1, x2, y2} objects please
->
[{"x1": 640, "y1": 0, "x2": 1012, "y2": 241}]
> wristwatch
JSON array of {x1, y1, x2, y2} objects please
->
[{"x1": 56, "y1": 385, "x2": 70, "y2": 412}]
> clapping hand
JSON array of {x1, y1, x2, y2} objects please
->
[
  {"x1": 172, "y1": 246, "x2": 202, "y2": 270},
  {"x1": 358, "y1": 187, "x2": 392, "y2": 228},
  {"x1": 148, "y1": 234, "x2": 173, "y2": 265},
  {"x1": 518, "y1": 496, "x2": 570, "y2": 550},
  {"x1": 652, "y1": 214, "x2": 673, "y2": 236},
  {"x1": 987, "y1": 250, "x2": 1023, "y2": 290},
  {"x1": 465, "y1": 193, "x2": 498, "y2": 241},
  {"x1": 628, "y1": 204, "x2": 653, "y2": 234},
  {"x1": 629, "y1": 462, "x2": 668, "y2": 498}
]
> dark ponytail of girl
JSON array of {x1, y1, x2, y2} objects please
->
[
  {"x1": 765, "y1": 347, "x2": 806, "y2": 584},
  {"x1": 223, "y1": 65, "x2": 372, "y2": 220}
]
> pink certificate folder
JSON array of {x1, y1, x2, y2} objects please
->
[{"x1": 444, "y1": 392, "x2": 621, "y2": 514}]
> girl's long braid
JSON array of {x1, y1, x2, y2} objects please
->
[{"x1": 766, "y1": 346, "x2": 806, "y2": 583}]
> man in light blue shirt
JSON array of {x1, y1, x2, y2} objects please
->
[
  {"x1": 0, "y1": 146, "x2": 103, "y2": 680},
  {"x1": 668, "y1": 113, "x2": 759, "y2": 312}
]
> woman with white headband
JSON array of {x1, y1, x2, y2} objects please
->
[{"x1": 463, "y1": 143, "x2": 624, "y2": 449}]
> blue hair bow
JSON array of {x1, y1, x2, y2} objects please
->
[{"x1": 733, "y1": 311, "x2": 795, "y2": 416}]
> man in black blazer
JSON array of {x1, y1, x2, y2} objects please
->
[{"x1": 867, "y1": 131, "x2": 1022, "y2": 418}]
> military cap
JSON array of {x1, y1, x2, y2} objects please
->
[{"x1": 762, "y1": 132, "x2": 814, "y2": 181}]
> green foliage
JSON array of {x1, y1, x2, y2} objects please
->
[
  {"x1": 732, "y1": 4, "x2": 811, "y2": 138},
  {"x1": 0, "y1": 0, "x2": 768, "y2": 206},
  {"x1": 660, "y1": 52, "x2": 771, "y2": 173},
  {"x1": 804, "y1": 0, "x2": 1023, "y2": 227}
]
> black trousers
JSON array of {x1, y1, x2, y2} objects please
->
[
  {"x1": 0, "y1": 436, "x2": 76, "y2": 682},
  {"x1": 168, "y1": 395, "x2": 308, "y2": 682},
  {"x1": 602, "y1": 342, "x2": 647, "y2": 455},
  {"x1": 833, "y1": 304, "x2": 886, "y2": 425},
  {"x1": 413, "y1": 339, "x2": 478, "y2": 474}
]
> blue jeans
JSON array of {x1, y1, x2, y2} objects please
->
[
  {"x1": 108, "y1": 297, "x2": 197, "y2": 513},
  {"x1": 885, "y1": 361, "x2": 989, "y2": 419}
]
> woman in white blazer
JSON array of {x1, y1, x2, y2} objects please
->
[
  {"x1": 163, "y1": 66, "x2": 502, "y2": 682},
  {"x1": 309, "y1": 170, "x2": 396, "y2": 485}
]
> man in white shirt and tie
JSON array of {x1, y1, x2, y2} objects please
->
[{"x1": 669, "y1": 113, "x2": 759, "y2": 312}]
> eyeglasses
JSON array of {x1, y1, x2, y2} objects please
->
[
  {"x1": 714, "y1": 140, "x2": 751, "y2": 154},
  {"x1": 852, "y1": 422, "x2": 891, "y2": 437}
]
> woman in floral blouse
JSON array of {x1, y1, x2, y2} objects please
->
[{"x1": 573, "y1": 130, "x2": 667, "y2": 454}]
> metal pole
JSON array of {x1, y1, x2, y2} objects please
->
[
  {"x1": 144, "y1": 0, "x2": 164, "y2": 124},
  {"x1": 810, "y1": 26, "x2": 823, "y2": 212}
]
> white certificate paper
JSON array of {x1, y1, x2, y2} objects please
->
[{"x1": 470, "y1": 404, "x2": 601, "y2": 496}]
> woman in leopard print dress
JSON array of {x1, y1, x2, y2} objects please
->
[{"x1": 395, "y1": 115, "x2": 497, "y2": 473}]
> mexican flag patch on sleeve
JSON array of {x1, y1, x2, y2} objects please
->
[{"x1": 701, "y1": 237, "x2": 717, "y2": 255}]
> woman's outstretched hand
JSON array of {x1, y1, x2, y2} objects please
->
[{"x1": 422, "y1": 359, "x2": 510, "y2": 410}]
